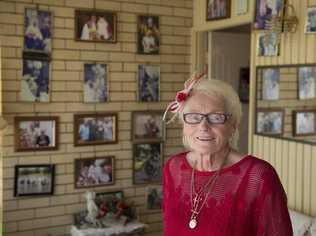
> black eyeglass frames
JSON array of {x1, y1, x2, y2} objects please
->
[{"x1": 183, "y1": 112, "x2": 231, "y2": 125}]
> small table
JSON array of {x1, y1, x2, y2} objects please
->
[{"x1": 70, "y1": 221, "x2": 147, "y2": 236}]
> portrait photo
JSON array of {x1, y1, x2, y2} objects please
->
[
  {"x1": 261, "y1": 68, "x2": 280, "y2": 100},
  {"x1": 257, "y1": 32, "x2": 279, "y2": 56},
  {"x1": 133, "y1": 143, "x2": 162, "y2": 184},
  {"x1": 305, "y1": 7, "x2": 316, "y2": 33},
  {"x1": 298, "y1": 67, "x2": 316, "y2": 99},
  {"x1": 74, "y1": 113, "x2": 117, "y2": 146},
  {"x1": 256, "y1": 109, "x2": 284, "y2": 135},
  {"x1": 132, "y1": 111, "x2": 164, "y2": 143},
  {"x1": 75, "y1": 10, "x2": 116, "y2": 43},
  {"x1": 14, "y1": 116, "x2": 58, "y2": 152},
  {"x1": 14, "y1": 164, "x2": 55, "y2": 197},
  {"x1": 24, "y1": 8, "x2": 52, "y2": 54},
  {"x1": 293, "y1": 110, "x2": 316, "y2": 136},
  {"x1": 74, "y1": 156, "x2": 114, "y2": 188},
  {"x1": 137, "y1": 15, "x2": 160, "y2": 54},
  {"x1": 20, "y1": 58, "x2": 50, "y2": 102},
  {"x1": 254, "y1": 0, "x2": 284, "y2": 30},
  {"x1": 138, "y1": 65, "x2": 160, "y2": 102},
  {"x1": 84, "y1": 63, "x2": 108, "y2": 103},
  {"x1": 146, "y1": 186, "x2": 162, "y2": 210},
  {"x1": 206, "y1": 0, "x2": 231, "y2": 21}
]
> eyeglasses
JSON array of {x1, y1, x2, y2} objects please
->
[{"x1": 183, "y1": 112, "x2": 231, "y2": 125}]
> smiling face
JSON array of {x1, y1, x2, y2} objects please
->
[{"x1": 182, "y1": 92, "x2": 235, "y2": 155}]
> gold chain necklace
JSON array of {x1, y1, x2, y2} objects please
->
[{"x1": 188, "y1": 149, "x2": 231, "y2": 229}]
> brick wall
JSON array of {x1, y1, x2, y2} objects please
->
[{"x1": 0, "y1": 0, "x2": 193, "y2": 235}]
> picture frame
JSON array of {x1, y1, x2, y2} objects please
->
[
  {"x1": 75, "y1": 10, "x2": 117, "y2": 43},
  {"x1": 138, "y1": 65, "x2": 160, "y2": 102},
  {"x1": 14, "y1": 116, "x2": 58, "y2": 152},
  {"x1": 238, "y1": 67, "x2": 250, "y2": 103},
  {"x1": 24, "y1": 8, "x2": 52, "y2": 55},
  {"x1": 257, "y1": 32, "x2": 279, "y2": 56},
  {"x1": 298, "y1": 66, "x2": 316, "y2": 100},
  {"x1": 74, "y1": 156, "x2": 114, "y2": 188},
  {"x1": 133, "y1": 143, "x2": 162, "y2": 185},
  {"x1": 236, "y1": 0, "x2": 248, "y2": 15},
  {"x1": 95, "y1": 190, "x2": 124, "y2": 206},
  {"x1": 137, "y1": 15, "x2": 160, "y2": 54},
  {"x1": 83, "y1": 63, "x2": 108, "y2": 103},
  {"x1": 14, "y1": 164, "x2": 55, "y2": 197},
  {"x1": 74, "y1": 113, "x2": 117, "y2": 146},
  {"x1": 206, "y1": 0, "x2": 231, "y2": 21},
  {"x1": 20, "y1": 57, "x2": 50, "y2": 102},
  {"x1": 132, "y1": 111, "x2": 165, "y2": 143},
  {"x1": 146, "y1": 186, "x2": 162, "y2": 210},
  {"x1": 256, "y1": 108, "x2": 284, "y2": 136},
  {"x1": 305, "y1": 6, "x2": 316, "y2": 33},
  {"x1": 261, "y1": 67, "x2": 280, "y2": 100},
  {"x1": 293, "y1": 110, "x2": 316, "y2": 136},
  {"x1": 254, "y1": 0, "x2": 285, "y2": 30}
]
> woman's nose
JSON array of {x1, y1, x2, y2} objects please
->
[{"x1": 198, "y1": 117, "x2": 210, "y2": 130}]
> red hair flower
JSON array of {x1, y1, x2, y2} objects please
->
[{"x1": 176, "y1": 92, "x2": 187, "y2": 102}]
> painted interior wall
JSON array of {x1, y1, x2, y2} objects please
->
[
  {"x1": 193, "y1": 0, "x2": 316, "y2": 216},
  {"x1": 0, "y1": 0, "x2": 193, "y2": 235}
]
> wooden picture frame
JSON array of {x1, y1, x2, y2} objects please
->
[
  {"x1": 75, "y1": 10, "x2": 117, "y2": 43},
  {"x1": 132, "y1": 111, "x2": 165, "y2": 143},
  {"x1": 137, "y1": 15, "x2": 160, "y2": 54},
  {"x1": 261, "y1": 67, "x2": 280, "y2": 100},
  {"x1": 305, "y1": 6, "x2": 316, "y2": 33},
  {"x1": 206, "y1": 0, "x2": 231, "y2": 21},
  {"x1": 138, "y1": 65, "x2": 160, "y2": 102},
  {"x1": 298, "y1": 66, "x2": 316, "y2": 100},
  {"x1": 133, "y1": 143, "x2": 162, "y2": 185},
  {"x1": 14, "y1": 116, "x2": 58, "y2": 152},
  {"x1": 74, "y1": 156, "x2": 115, "y2": 188},
  {"x1": 293, "y1": 110, "x2": 316, "y2": 136},
  {"x1": 14, "y1": 164, "x2": 55, "y2": 197},
  {"x1": 83, "y1": 63, "x2": 109, "y2": 103},
  {"x1": 256, "y1": 108, "x2": 284, "y2": 136},
  {"x1": 74, "y1": 113, "x2": 117, "y2": 146}
]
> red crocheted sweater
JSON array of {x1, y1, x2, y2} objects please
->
[{"x1": 163, "y1": 152, "x2": 293, "y2": 236}]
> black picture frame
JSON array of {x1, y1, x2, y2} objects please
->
[{"x1": 206, "y1": 0, "x2": 231, "y2": 21}]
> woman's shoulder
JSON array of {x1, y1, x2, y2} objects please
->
[{"x1": 164, "y1": 152, "x2": 188, "y2": 168}]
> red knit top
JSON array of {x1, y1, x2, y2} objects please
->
[{"x1": 163, "y1": 152, "x2": 293, "y2": 236}]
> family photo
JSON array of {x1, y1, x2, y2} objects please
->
[
  {"x1": 24, "y1": 8, "x2": 52, "y2": 54},
  {"x1": 75, "y1": 156, "x2": 114, "y2": 188},
  {"x1": 21, "y1": 59, "x2": 50, "y2": 102},
  {"x1": 206, "y1": 0, "x2": 230, "y2": 20},
  {"x1": 138, "y1": 15, "x2": 160, "y2": 54},
  {"x1": 262, "y1": 68, "x2": 280, "y2": 100},
  {"x1": 254, "y1": 0, "x2": 284, "y2": 30},
  {"x1": 133, "y1": 143, "x2": 162, "y2": 184},
  {"x1": 257, "y1": 110, "x2": 284, "y2": 135},
  {"x1": 138, "y1": 65, "x2": 160, "y2": 102},
  {"x1": 75, "y1": 10, "x2": 116, "y2": 42},
  {"x1": 15, "y1": 117, "x2": 57, "y2": 151},
  {"x1": 14, "y1": 165, "x2": 54, "y2": 196},
  {"x1": 257, "y1": 32, "x2": 279, "y2": 56},
  {"x1": 84, "y1": 63, "x2": 108, "y2": 103},
  {"x1": 298, "y1": 67, "x2": 316, "y2": 99},
  {"x1": 294, "y1": 111, "x2": 316, "y2": 136}
]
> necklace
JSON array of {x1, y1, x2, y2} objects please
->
[{"x1": 188, "y1": 149, "x2": 231, "y2": 229}]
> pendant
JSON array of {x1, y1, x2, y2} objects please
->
[{"x1": 189, "y1": 218, "x2": 197, "y2": 229}]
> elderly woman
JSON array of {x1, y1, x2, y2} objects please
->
[{"x1": 162, "y1": 75, "x2": 292, "y2": 236}]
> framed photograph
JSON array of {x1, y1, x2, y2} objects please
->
[
  {"x1": 305, "y1": 7, "x2": 316, "y2": 33},
  {"x1": 132, "y1": 111, "x2": 164, "y2": 142},
  {"x1": 254, "y1": 0, "x2": 285, "y2": 30},
  {"x1": 238, "y1": 67, "x2": 250, "y2": 103},
  {"x1": 236, "y1": 0, "x2": 248, "y2": 15},
  {"x1": 138, "y1": 65, "x2": 160, "y2": 102},
  {"x1": 83, "y1": 63, "x2": 108, "y2": 103},
  {"x1": 261, "y1": 68, "x2": 280, "y2": 100},
  {"x1": 257, "y1": 32, "x2": 279, "y2": 56},
  {"x1": 24, "y1": 8, "x2": 52, "y2": 55},
  {"x1": 14, "y1": 164, "x2": 55, "y2": 197},
  {"x1": 293, "y1": 110, "x2": 316, "y2": 136},
  {"x1": 256, "y1": 109, "x2": 284, "y2": 136},
  {"x1": 146, "y1": 186, "x2": 162, "y2": 210},
  {"x1": 133, "y1": 143, "x2": 162, "y2": 184},
  {"x1": 74, "y1": 113, "x2": 117, "y2": 146},
  {"x1": 95, "y1": 190, "x2": 124, "y2": 208},
  {"x1": 74, "y1": 156, "x2": 114, "y2": 188},
  {"x1": 20, "y1": 58, "x2": 50, "y2": 102},
  {"x1": 298, "y1": 67, "x2": 316, "y2": 99},
  {"x1": 75, "y1": 10, "x2": 116, "y2": 43},
  {"x1": 206, "y1": 0, "x2": 231, "y2": 21},
  {"x1": 14, "y1": 116, "x2": 58, "y2": 152},
  {"x1": 137, "y1": 15, "x2": 160, "y2": 54}
]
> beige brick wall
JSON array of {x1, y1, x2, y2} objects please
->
[{"x1": 0, "y1": 0, "x2": 193, "y2": 235}]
